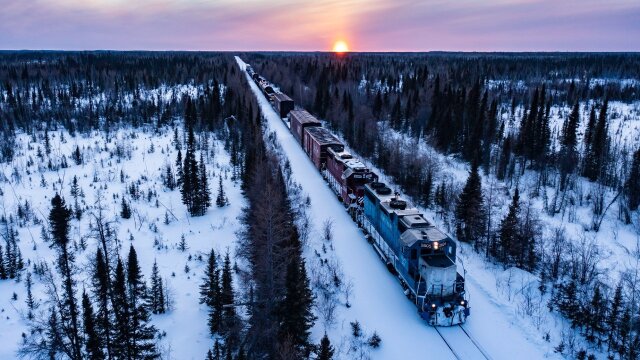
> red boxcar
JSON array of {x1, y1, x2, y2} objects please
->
[
  {"x1": 289, "y1": 110, "x2": 321, "y2": 145},
  {"x1": 326, "y1": 148, "x2": 378, "y2": 204},
  {"x1": 273, "y1": 93, "x2": 294, "y2": 118},
  {"x1": 303, "y1": 127, "x2": 344, "y2": 170}
]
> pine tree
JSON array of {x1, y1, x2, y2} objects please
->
[
  {"x1": 164, "y1": 163, "x2": 176, "y2": 191},
  {"x1": 586, "y1": 285, "x2": 604, "y2": 342},
  {"x1": 0, "y1": 243, "x2": 5, "y2": 280},
  {"x1": 126, "y1": 246, "x2": 160, "y2": 359},
  {"x1": 221, "y1": 252, "x2": 238, "y2": 345},
  {"x1": 497, "y1": 136, "x2": 512, "y2": 181},
  {"x1": 421, "y1": 170, "x2": 433, "y2": 207},
  {"x1": 627, "y1": 147, "x2": 640, "y2": 211},
  {"x1": 150, "y1": 260, "x2": 165, "y2": 314},
  {"x1": 583, "y1": 100, "x2": 609, "y2": 181},
  {"x1": 199, "y1": 249, "x2": 217, "y2": 306},
  {"x1": 82, "y1": 291, "x2": 105, "y2": 360},
  {"x1": 497, "y1": 188, "x2": 520, "y2": 265},
  {"x1": 120, "y1": 197, "x2": 132, "y2": 219},
  {"x1": 216, "y1": 176, "x2": 227, "y2": 207},
  {"x1": 176, "y1": 150, "x2": 184, "y2": 187},
  {"x1": 559, "y1": 102, "x2": 580, "y2": 187},
  {"x1": 25, "y1": 272, "x2": 37, "y2": 319},
  {"x1": 73, "y1": 145, "x2": 82, "y2": 165},
  {"x1": 317, "y1": 333, "x2": 335, "y2": 360},
  {"x1": 111, "y1": 258, "x2": 131, "y2": 359},
  {"x1": 278, "y1": 257, "x2": 316, "y2": 357},
  {"x1": 607, "y1": 283, "x2": 623, "y2": 351},
  {"x1": 92, "y1": 249, "x2": 113, "y2": 359},
  {"x1": 199, "y1": 152, "x2": 211, "y2": 214},
  {"x1": 455, "y1": 162, "x2": 485, "y2": 245},
  {"x1": 48, "y1": 193, "x2": 83, "y2": 359}
]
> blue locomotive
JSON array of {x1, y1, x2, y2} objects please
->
[{"x1": 361, "y1": 182, "x2": 469, "y2": 326}]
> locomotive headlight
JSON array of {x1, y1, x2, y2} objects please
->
[
  {"x1": 431, "y1": 303, "x2": 436, "y2": 309},
  {"x1": 433, "y1": 241, "x2": 439, "y2": 250},
  {"x1": 460, "y1": 300, "x2": 466, "y2": 306}
]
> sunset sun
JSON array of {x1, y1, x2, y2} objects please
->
[{"x1": 332, "y1": 40, "x2": 349, "y2": 53}]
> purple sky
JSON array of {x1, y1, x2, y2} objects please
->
[{"x1": 1, "y1": 0, "x2": 639, "y2": 51}]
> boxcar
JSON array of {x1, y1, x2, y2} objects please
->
[
  {"x1": 303, "y1": 127, "x2": 344, "y2": 170},
  {"x1": 273, "y1": 93, "x2": 294, "y2": 118},
  {"x1": 289, "y1": 110, "x2": 321, "y2": 145},
  {"x1": 326, "y1": 148, "x2": 378, "y2": 204}
]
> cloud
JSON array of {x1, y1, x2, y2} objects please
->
[{"x1": 0, "y1": 0, "x2": 638, "y2": 50}]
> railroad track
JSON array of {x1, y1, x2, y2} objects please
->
[{"x1": 435, "y1": 325, "x2": 493, "y2": 360}]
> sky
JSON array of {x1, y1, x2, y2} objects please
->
[{"x1": 1, "y1": 0, "x2": 639, "y2": 51}]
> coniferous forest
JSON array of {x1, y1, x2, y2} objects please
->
[{"x1": 1, "y1": 51, "x2": 640, "y2": 359}]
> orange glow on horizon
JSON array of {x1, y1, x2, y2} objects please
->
[{"x1": 332, "y1": 40, "x2": 349, "y2": 53}]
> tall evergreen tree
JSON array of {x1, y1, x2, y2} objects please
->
[
  {"x1": 92, "y1": 249, "x2": 113, "y2": 359},
  {"x1": 48, "y1": 193, "x2": 83, "y2": 360},
  {"x1": 126, "y1": 245, "x2": 160, "y2": 359},
  {"x1": 216, "y1": 176, "x2": 227, "y2": 207},
  {"x1": 627, "y1": 147, "x2": 640, "y2": 211},
  {"x1": 150, "y1": 260, "x2": 166, "y2": 314},
  {"x1": 497, "y1": 188, "x2": 520, "y2": 265},
  {"x1": 111, "y1": 258, "x2": 131, "y2": 359},
  {"x1": 82, "y1": 291, "x2": 105, "y2": 360},
  {"x1": 559, "y1": 102, "x2": 580, "y2": 188},
  {"x1": 199, "y1": 152, "x2": 212, "y2": 214},
  {"x1": 277, "y1": 257, "x2": 316, "y2": 357},
  {"x1": 200, "y1": 249, "x2": 218, "y2": 307},
  {"x1": 455, "y1": 162, "x2": 486, "y2": 245},
  {"x1": 583, "y1": 100, "x2": 609, "y2": 181},
  {"x1": 221, "y1": 252, "x2": 239, "y2": 347}
]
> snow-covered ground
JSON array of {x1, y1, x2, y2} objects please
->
[
  {"x1": 237, "y1": 56, "x2": 555, "y2": 360},
  {"x1": 0, "y1": 126, "x2": 245, "y2": 359}
]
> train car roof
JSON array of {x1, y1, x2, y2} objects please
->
[
  {"x1": 273, "y1": 93, "x2": 293, "y2": 102},
  {"x1": 289, "y1": 110, "x2": 321, "y2": 125},
  {"x1": 305, "y1": 126, "x2": 343, "y2": 146}
]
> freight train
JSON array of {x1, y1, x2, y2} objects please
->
[{"x1": 244, "y1": 64, "x2": 469, "y2": 326}]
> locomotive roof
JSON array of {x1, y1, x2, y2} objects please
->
[
  {"x1": 290, "y1": 110, "x2": 321, "y2": 125},
  {"x1": 329, "y1": 149, "x2": 368, "y2": 171},
  {"x1": 273, "y1": 93, "x2": 292, "y2": 102},
  {"x1": 305, "y1": 126, "x2": 343, "y2": 146},
  {"x1": 401, "y1": 227, "x2": 449, "y2": 247}
]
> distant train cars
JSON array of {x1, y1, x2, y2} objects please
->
[{"x1": 244, "y1": 62, "x2": 468, "y2": 326}]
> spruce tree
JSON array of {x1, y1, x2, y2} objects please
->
[
  {"x1": 82, "y1": 291, "x2": 105, "y2": 360},
  {"x1": 48, "y1": 193, "x2": 83, "y2": 359},
  {"x1": 559, "y1": 102, "x2": 580, "y2": 187},
  {"x1": 627, "y1": 148, "x2": 640, "y2": 211},
  {"x1": 176, "y1": 150, "x2": 184, "y2": 187},
  {"x1": 112, "y1": 258, "x2": 131, "y2": 359},
  {"x1": 455, "y1": 162, "x2": 485, "y2": 245},
  {"x1": 73, "y1": 145, "x2": 82, "y2": 165},
  {"x1": 317, "y1": 333, "x2": 335, "y2": 360},
  {"x1": 120, "y1": 197, "x2": 132, "y2": 219},
  {"x1": 150, "y1": 260, "x2": 165, "y2": 314},
  {"x1": 92, "y1": 249, "x2": 113, "y2": 359},
  {"x1": 199, "y1": 249, "x2": 217, "y2": 306},
  {"x1": 126, "y1": 245, "x2": 160, "y2": 359},
  {"x1": 583, "y1": 100, "x2": 609, "y2": 181},
  {"x1": 216, "y1": 176, "x2": 227, "y2": 207},
  {"x1": 607, "y1": 283, "x2": 623, "y2": 351},
  {"x1": 0, "y1": 243, "x2": 5, "y2": 279},
  {"x1": 199, "y1": 152, "x2": 211, "y2": 215},
  {"x1": 497, "y1": 188, "x2": 520, "y2": 265},
  {"x1": 221, "y1": 252, "x2": 238, "y2": 345},
  {"x1": 278, "y1": 257, "x2": 316, "y2": 357}
]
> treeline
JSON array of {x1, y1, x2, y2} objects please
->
[
  {"x1": 194, "y1": 64, "x2": 321, "y2": 360},
  {"x1": 0, "y1": 52, "x2": 238, "y2": 162}
]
